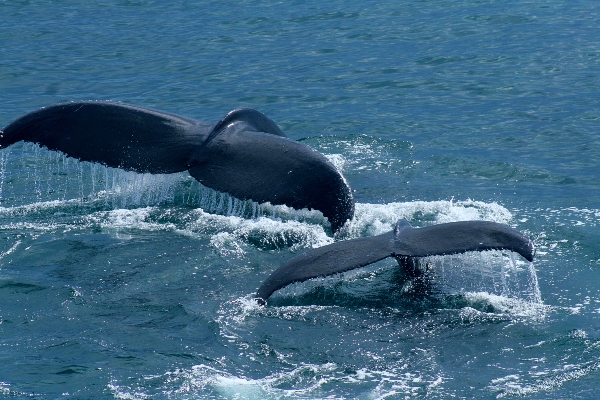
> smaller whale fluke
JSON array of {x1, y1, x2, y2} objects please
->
[
  {"x1": 0, "y1": 101, "x2": 354, "y2": 232},
  {"x1": 256, "y1": 219, "x2": 535, "y2": 303}
]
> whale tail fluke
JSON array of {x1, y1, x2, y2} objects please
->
[
  {"x1": 1, "y1": 101, "x2": 354, "y2": 232},
  {"x1": 256, "y1": 219, "x2": 534, "y2": 303},
  {"x1": 0, "y1": 101, "x2": 205, "y2": 173},
  {"x1": 390, "y1": 219, "x2": 535, "y2": 262},
  {"x1": 188, "y1": 118, "x2": 355, "y2": 233}
]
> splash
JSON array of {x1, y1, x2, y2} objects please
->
[
  {"x1": 424, "y1": 250, "x2": 542, "y2": 306},
  {"x1": 0, "y1": 143, "x2": 542, "y2": 316},
  {"x1": 107, "y1": 361, "x2": 447, "y2": 399},
  {"x1": 348, "y1": 198, "x2": 514, "y2": 237},
  {"x1": 0, "y1": 143, "x2": 334, "y2": 226}
]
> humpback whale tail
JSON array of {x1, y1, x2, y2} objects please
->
[
  {"x1": 0, "y1": 101, "x2": 354, "y2": 233},
  {"x1": 256, "y1": 219, "x2": 535, "y2": 303},
  {"x1": 1, "y1": 102, "x2": 537, "y2": 305}
]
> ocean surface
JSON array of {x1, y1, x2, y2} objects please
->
[{"x1": 1, "y1": 1, "x2": 599, "y2": 398}]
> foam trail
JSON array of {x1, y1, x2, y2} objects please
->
[{"x1": 0, "y1": 240, "x2": 21, "y2": 261}]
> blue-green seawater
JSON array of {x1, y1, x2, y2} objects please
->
[{"x1": 1, "y1": 1, "x2": 599, "y2": 398}]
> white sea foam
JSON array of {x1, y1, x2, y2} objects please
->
[
  {"x1": 461, "y1": 292, "x2": 549, "y2": 320},
  {"x1": 0, "y1": 382, "x2": 10, "y2": 396},
  {"x1": 324, "y1": 153, "x2": 347, "y2": 172},
  {"x1": 0, "y1": 198, "x2": 82, "y2": 216},
  {"x1": 108, "y1": 381, "x2": 151, "y2": 399},
  {"x1": 164, "y1": 363, "x2": 338, "y2": 398},
  {"x1": 489, "y1": 359, "x2": 600, "y2": 398},
  {"x1": 350, "y1": 199, "x2": 513, "y2": 237},
  {"x1": 107, "y1": 360, "x2": 447, "y2": 399},
  {"x1": 92, "y1": 207, "x2": 173, "y2": 232},
  {"x1": 177, "y1": 198, "x2": 520, "y2": 261},
  {"x1": 0, "y1": 240, "x2": 21, "y2": 261}
]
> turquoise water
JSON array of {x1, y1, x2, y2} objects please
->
[{"x1": 1, "y1": 1, "x2": 600, "y2": 398}]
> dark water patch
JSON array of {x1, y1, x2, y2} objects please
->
[
  {"x1": 0, "y1": 281, "x2": 47, "y2": 294},
  {"x1": 289, "y1": 11, "x2": 360, "y2": 24},
  {"x1": 55, "y1": 366, "x2": 86, "y2": 375},
  {"x1": 416, "y1": 55, "x2": 477, "y2": 66},
  {"x1": 128, "y1": 303, "x2": 198, "y2": 330}
]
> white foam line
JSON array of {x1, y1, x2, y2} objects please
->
[
  {"x1": 491, "y1": 359, "x2": 600, "y2": 398},
  {"x1": 0, "y1": 240, "x2": 21, "y2": 261},
  {"x1": 0, "y1": 198, "x2": 83, "y2": 216}
]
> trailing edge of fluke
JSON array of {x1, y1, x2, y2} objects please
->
[
  {"x1": 255, "y1": 219, "x2": 535, "y2": 304},
  {"x1": 0, "y1": 101, "x2": 355, "y2": 233}
]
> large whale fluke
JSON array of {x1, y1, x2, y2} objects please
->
[
  {"x1": 0, "y1": 101, "x2": 204, "y2": 173},
  {"x1": 0, "y1": 101, "x2": 354, "y2": 232},
  {"x1": 256, "y1": 219, "x2": 535, "y2": 303}
]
